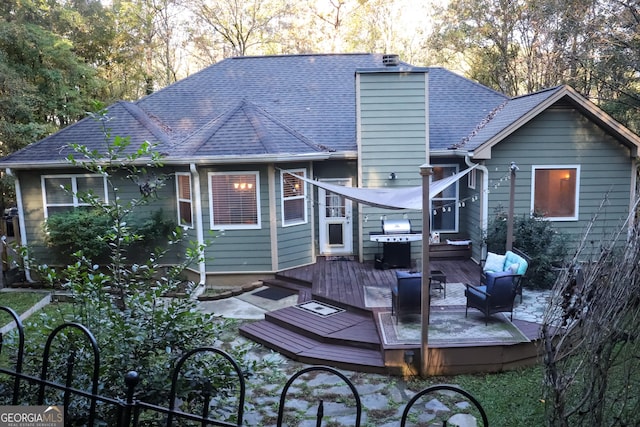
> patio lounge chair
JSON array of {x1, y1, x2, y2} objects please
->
[
  {"x1": 481, "y1": 249, "x2": 529, "y2": 302},
  {"x1": 392, "y1": 271, "x2": 422, "y2": 323},
  {"x1": 465, "y1": 271, "x2": 522, "y2": 325}
]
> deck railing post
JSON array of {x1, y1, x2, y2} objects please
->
[
  {"x1": 420, "y1": 164, "x2": 433, "y2": 377},
  {"x1": 506, "y1": 162, "x2": 518, "y2": 252}
]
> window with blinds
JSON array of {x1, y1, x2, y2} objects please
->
[
  {"x1": 209, "y1": 172, "x2": 260, "y2": 229},
  {"x1": 176, "y1": 173, "x2": 193, "y2": 227},
  {"x1": 281, "y1": 169, "x2": 307, "y2": 226},
  {"x1": 42, "y1": 174, "x2": 108, "y2": 218}
]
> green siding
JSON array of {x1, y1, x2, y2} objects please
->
[
  {"x1": 358, "y1": 71, "x2": 428, "y2": 263},
  {"x1": 464, "y1": 167, "x2": 484, "y2": 261},
  {"x1": 483, "y1": 107, "x2": 633, "y2": 258},
  {"x1": 199, "y1": 165, "x2": 273, "y2": 273},
  {"x1": 275, "y1": 162, "x2": 314, "y2": 270},
  {"x1": 17, "y1": 167, "x2": 179, "y2": 265}
]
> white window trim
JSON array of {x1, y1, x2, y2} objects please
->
[
  {"x1": 530, "y1": 164, "x2": 580, "y2": 221},
  {"x1": 468, "y1": 168, "x2": 476, "y2": 189},
  {"x1": 280, "y1": 169, "x2": 308, "y2": 227},
  {"x1": 208, "y1": 171, "x2": 261, "y2": 230},
  {"x1": 430, "y1": 164, "x2": 459, "y2": 233},
  {"x1": 175, "y1": 172, "x2": 193, "y2": 228},
  {"x1": 41, "y1": 174, "x2": 109, "y2": 219}
]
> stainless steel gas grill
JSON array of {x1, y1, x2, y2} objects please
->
[{"x1": 370, "y1": 219, "x2": 422, "y2": 269}]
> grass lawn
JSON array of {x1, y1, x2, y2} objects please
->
[
  {"x1": 410, "y1": 367, "x2": 546, "y2": 425},
  {"x1": 0, "y1": 291, "x2": 49, "y2": 317}
]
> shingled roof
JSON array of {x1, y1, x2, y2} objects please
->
[{"x1": 3, "y1": 53, "x2": 600, "y2": 168}]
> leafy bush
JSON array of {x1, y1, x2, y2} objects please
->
[
  {"x1": 484, "y1": 210, "x2": 569, "y2": 289},
  {"x1": 44, "y1": 208, "x2": 110, "y2": 260},
  {"x1": 45, "y1": 208, "x2": 176, "y2": 263}
]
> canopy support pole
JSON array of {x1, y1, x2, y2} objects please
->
[{"x1": 420, "y1": 164, "x2": 433, "y2": 377}]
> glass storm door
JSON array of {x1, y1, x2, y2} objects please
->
[{"x1": 318, "y1": 179, "x2": 353, "y2": 255}]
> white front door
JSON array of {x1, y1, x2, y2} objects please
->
[{"x1": 318, "y1": 179, "x2": 353, "y2": 255}]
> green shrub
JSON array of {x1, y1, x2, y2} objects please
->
[
  {"x1": 45, "y1": 208, "x2": 176, "y2": 263},
  {"x1": 485, "y1": 210, "x2": 569, "y2": 289},
  {"x1": 44, "y1": 208, "x2": 110, "y2": 261}
]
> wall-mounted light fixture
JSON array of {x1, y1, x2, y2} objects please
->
[
  {"x1": 389, "y1": 172, "x2": 397, "y2": 180},
  {"x1": 233, "y1": 182, "x2": 253, "y2": 190}
]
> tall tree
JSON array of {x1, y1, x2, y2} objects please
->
[
  {"x1": 0, "y1": 21, "x2": 100, "y2": 154},
  {"x1": 187, "y1": 0, "x2": 296, "y2": 60},
  {"x1": 302, "y1": 0, "x2": 363, "y2": 52},
  {"x1": 429, "y1": 0, "x2": 529, "y2": 96},
  {"x1": 343, "y1": 0, "x2": 435, "y2": 64},
  {"x1": 108, "y1": 0, "x2": 187, "y2": 96},
  {"x1": 427, "y1": 0, "x2": 639, "y2": 131},
  {"x1": 591, "y1": 0, "x2": 640, "y2": 132}
]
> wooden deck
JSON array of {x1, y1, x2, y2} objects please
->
[{"x1": 239, "y1": 258, "x2": 544, "y2": 376}]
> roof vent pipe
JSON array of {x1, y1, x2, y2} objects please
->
[{"x1": 382, "y1": 54, "x2": 400, "y2": 66}]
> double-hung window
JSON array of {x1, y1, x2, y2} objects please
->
[
  {"x1": 281, "y1": 169, "x2": 307, "y2": 226},
  {"x1": 209, "y1": 171, "x2": 260, "y2": 229},
  {"x1": 431, "y1": 165, "x2": 459, "y2": 232},
  {"x1": 532, "y1": 165, "x2": 580, "y2": 220},
  {"x1": 176, "y1": 173, "x2": 193, "y2": 228},
  {"x1": 42, "y1": 174, "x2": 108, "y2": 218}
]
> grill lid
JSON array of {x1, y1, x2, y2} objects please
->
[{"x1": 382, "y1": 219, "x2": 411, "y2": 234}]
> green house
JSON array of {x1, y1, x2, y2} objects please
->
[{"x1": 1, "y1": 53, "x2": 638, "y2": 287}]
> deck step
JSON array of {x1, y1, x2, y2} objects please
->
[
  {"x1": 261, "y1": 277, "x2": 310, "y2": 291},
  {"x1": 265, "y1": 306, "x2": 380, "y2": 350},
  {"x1": 260, "y1": 278, "x2": 312, "y2": 303},
  {"x1": 239, "y1": 321, "x2": 386, "y2": 374},
  {"x1": 271, "y1": 273, "x2": 312, "y2": 288}
]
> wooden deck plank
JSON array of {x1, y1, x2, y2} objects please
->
[
  {"x1": 299, "y1": 345, "x2": 385, "y2": 366},
  {"x1": 265, "y1": 306, "x2": 379, "y2": 348},
  {"x1": 242, "y1": 258, "x2": 545, "y2": 375},
  {"x1": 240, "y1": 322, "x2": 317, "y2": 356},
  {"x1": 327, "y1": 322, "x2": 380, "y2": 345},
  {"x1": 240, "y1": 322, "x2": 386, "y2": 373},
  {"x1": 512, "y1": 319, "x2": 543, "y2": 341},
  {"x1": 267, "y1": 311, "x2": 359, "y2": 336}
]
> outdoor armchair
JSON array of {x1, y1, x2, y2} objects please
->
[
  {"x1": 465, "y1": 271, "x2": 522, "y2": 325},
  {"x1": 481, "y1": 249, "x2": 529, "y2": 302},
  {"x1": 392, "y1": 271, "x2": 422, "y2": 323}
]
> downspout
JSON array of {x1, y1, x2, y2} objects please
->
[
  {"x1": 465, "y1": 156, "x2": 489, "y2": 261},
  {"x1": 190, "y1": 163, "x2": 206, "y2": 290},
  {"x1": 6, "y1": 168, "x2": 34, "y2": 282}
]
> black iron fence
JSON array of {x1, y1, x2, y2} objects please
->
[{"x1": 0, "y1": 306, "x2": 488, "y2": 426}]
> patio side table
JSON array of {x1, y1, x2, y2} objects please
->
[{"x1": 429, "y1": 270, "x2": 447, "y2": 299}]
